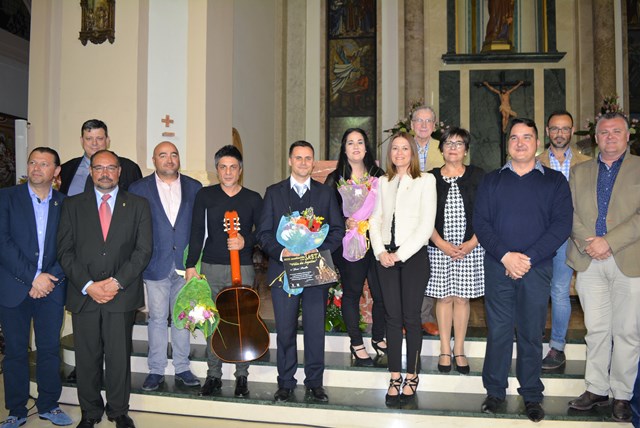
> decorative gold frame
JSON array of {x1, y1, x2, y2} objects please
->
[{"x1": 79, "y1": 0, "x2": 115, "y2": 46}]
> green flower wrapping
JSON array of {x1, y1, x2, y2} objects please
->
[{"x1": 173, "y1": 276, "x2": 219, "y2": 338}]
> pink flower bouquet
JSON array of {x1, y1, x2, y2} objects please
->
[{"x1": 337, "y1": 175, "x2": 378, "y2": 261}]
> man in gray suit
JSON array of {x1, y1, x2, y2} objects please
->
[{"x1": 567, "y1": 112, "x2": 640, "y2": 423}]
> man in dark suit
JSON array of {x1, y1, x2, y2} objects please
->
[
  {"x1": 256, "y1": 141, "x2": 343, "y2": 403},
  {"x1": 129, "y1": 142, "x2": 202, "y2": 392},
  {"x1": 59, "y1": 119, "x2": 142, "y2": 195},
  {"x1": 0, "y1": 148, "x2": 73, "y2": 426},
  {"x1": 58, "y1": 150, "x2": 152, "y2": 428}
]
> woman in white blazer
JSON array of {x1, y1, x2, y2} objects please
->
[{"x1": 369, "y1": 131, "x2": 436, "y2": 406}]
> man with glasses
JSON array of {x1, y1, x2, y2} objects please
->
[
  {"x1": 536, "y1": 110, "x2": 590, "y2": 371},
  {"x1": 410, "y1": 105, "x2": 444, "y2": 336},
  {"x1": 59, "y1": 119, "x2": 142, "y2": 195},
  {"x1": 58, "y1": 150, "x2": 152, "y2": 428},
  {"x1": 567, "y1": 112, "x2": 640, "y2": 423}
]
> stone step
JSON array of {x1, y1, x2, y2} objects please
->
[
  {"x1": 41, "y1": 364, "x2": 618, "y2": 427},
  {"x1": 60, "y1": 334, "x2": 587, "y2": 397}
]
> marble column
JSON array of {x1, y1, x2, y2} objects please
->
[
  {"x1": 592, "y1": 0, "x2": 616, "y2": 105},
  {"x1": 404, "y1": 0, "x2": 424, "y2": 109}
]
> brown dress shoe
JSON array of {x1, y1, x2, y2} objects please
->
[
  {"x1": 568, "y1": 390, "x2": 609, "y2": 410},
  {"x1": 611, "y1": 399, "x2": 631, "y2": 422},
  {"x1": 421, "y1": 322, "x2": 439, "y2": 336}
]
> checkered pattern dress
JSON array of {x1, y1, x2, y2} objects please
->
[{"x1": 425, "y1": 176, "x2": 485, "y2": 299}]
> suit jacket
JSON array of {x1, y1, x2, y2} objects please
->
[
  {"x1": 0, "y1": 184, "x2": 66, "y2": 308},
  {"x1": 256, "y1": 178, "x2": 344, "y2": 284},
  {"x1": 567, "y1": 153, "x2": 640, "y2": 276},
  {"x1": 536, "y1": 146, "x2": 591, "y2": 169},
  {"x1": 128, "y1": 173, "x2": 202, "y2": 280},
  {"x1": 59, "y1": 156, "x2": 142, "y2": 194},
  {"x1": 57, "y1": 188, "x2": 153, "y2": 313}
]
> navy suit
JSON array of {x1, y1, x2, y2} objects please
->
[
  {"x1": 129, "y1": 173, "x2": 202, "y2": 279},
  {"x1": 0, "y1": 184, "x2": 66, "y2": 419},
  {"x1": 257, "y1": 178, "x2": 343, "y2": 389}
]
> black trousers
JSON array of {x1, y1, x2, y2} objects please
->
[
  {"x1": 72, "y1": 308, "x2": 136, "y2": 419},
  {"x1": 376, "y1": 246, "x2": 429, "y2": 374},
  {"x1": 335, "y1": 248, "x2": 386, "y2": 346}
]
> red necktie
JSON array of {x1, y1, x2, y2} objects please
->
[{"x1": 99, "y1": 194, "x2": 112, "y2": 241}]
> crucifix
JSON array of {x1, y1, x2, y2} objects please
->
[
  {"x1": 161, "y1": 114, "x2": 174, "y2": 128},
  {"x1": 475, "y1": 72, "x2": 531, "y2": 163}
]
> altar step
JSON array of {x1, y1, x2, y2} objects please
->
[{"x1": 36, "y1": 323, "x2": 625, "y2": 427}]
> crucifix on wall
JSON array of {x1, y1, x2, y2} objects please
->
[{"x1": 475, "y1": 72, "x2": 531, "y2": 163}]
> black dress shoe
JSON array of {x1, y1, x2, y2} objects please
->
[
  {"x1": 107, "y1": 414, "x2": 136, "y2": 428},
  {"x1": 568, "y1": 390, "x2": 609, "y2": 410},
  {"x1": 437, "y1": 354, "x2": 451, "y2": 373},
  {"x1": 199, "y1": 376, "x2": 222, "y2": 396},
  {"x1": 525, "y1": 401, "x2": 545, "y2": 422},
  {"x1": 305, "y1": 386, "x2": 329, "y2": 402},
  {"x1": 76, "y1": 418, "x2": 101, "y2": 428},
  {"x1": 481, "y1": 395, "x2": 505, "y2": 414},
  {"x1": 234, "y1": 376, "x2": 249, "y2": 396},
  {"x1": 612, "y1": 399, "x2": 632, "y2": 422},
  {"x1": 274, "y1": 387, "x2": 293, "y2": 402}
]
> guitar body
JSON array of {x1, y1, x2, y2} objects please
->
[{"x1": 211, "y1": 211, "x2": 270, "y2": 363}]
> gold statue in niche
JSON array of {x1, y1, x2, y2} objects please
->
[{"x1": 482, "y1": 0, "x2": 515, "y2": 52}]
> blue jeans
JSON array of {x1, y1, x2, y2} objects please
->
[
  {"x1": 549, "y1": 240, "x2": 573, "y2": 351},
  {"x1": 145, "y1": 268, "x2": 192, "y2": 374}
]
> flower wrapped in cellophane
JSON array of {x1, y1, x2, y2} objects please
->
[
  {"x1": 276, "y1": 207, "x2": 329, "y2": 295},
  {"x1": 337, "y1": 175, "x2": 378, "y2": 261},
  {"x1": 173, "y1": 276, "x2": 219, "y2": 338}
]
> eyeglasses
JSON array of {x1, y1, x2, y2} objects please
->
[
  {"x1": 91, "y1": 165, "x2": 119, "y2": 173},
  {"x1": 412, "y1": 118, "x2": 434, "y2": 125},
  {"x1": 548, "y1": 127, "x2": 572, "y2": 134},
  {"x1": 443, "y1": 141, "x2": 465, "y2": 149}
]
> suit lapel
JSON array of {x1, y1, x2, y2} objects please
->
[
  {"x1": 17, "y1": 185, "x2": 38, "y2": 245},
  {"x1": 146, "y1": 175, "x2": 174, "y2": 227}
]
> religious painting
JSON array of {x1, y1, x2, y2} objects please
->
[
  {"x1": 328, "y1": 38, "x2": 376, "y2": 116},
  {"x1": 79, "y1": 0, "x2": 115, "y2": 45},
  {"x1": 0, "y1": 114, "x2": 17, "y2": 188},
  {"x1": 328, "y1": 0, "x2": 375, "y2": 38},
  {"x1": 327, "y1": 116, "x2": 375, "y2": 161}
]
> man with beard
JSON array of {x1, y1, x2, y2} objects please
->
[
  {"x1": 58, "y1": 150, "x2": 152, "y2": 428},
  {"x1": 536, "y1": 110, "x2": 590, "y2": 370},
  {"x1": 129, "y1": 142, "x2": 202, "y2": 392},
  {"x1": 185, "y1": 145, "x2": 263, "y2": 397}
]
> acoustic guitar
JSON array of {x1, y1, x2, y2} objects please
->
[{"x1": 211, "y1": 211, "x2": 270, "y2": 362}]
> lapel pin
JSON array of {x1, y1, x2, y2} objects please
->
[
  {"x1": 54, "y1": 201, "x2": 58, "y2": 206},
  {"x1": 123, "y1": 202, "x2": 126, "y2": 207}
]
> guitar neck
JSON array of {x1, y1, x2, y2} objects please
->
[{"x1": 229, "y1": 249, "x2": 242, "y2": 287}]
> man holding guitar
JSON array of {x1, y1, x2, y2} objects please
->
[{"x1": 185, "y1": 145, "x2": 263, "y2": 397}]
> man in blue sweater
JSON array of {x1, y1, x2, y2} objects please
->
[
  {"x1": 129, "y1": 142, "x2": 202, "y2": 392},
  {"x1": 473, "y1": 118, "x2": 573, "y2": 422}
]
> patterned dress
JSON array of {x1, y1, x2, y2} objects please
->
[{"x1": 425, "y1": 176, "x2": 485, "y2": 298}]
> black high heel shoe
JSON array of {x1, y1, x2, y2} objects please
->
[
  {"x1": 400, "y1": 375, "x2": 419, "y2": 402},
  {"x1": 437, "y1": 354, "x2": 452, "y2": 373},
  {"x1": 454, "y1": 354, "x2": 470, "y2": 375},
  {"x1": 350, "y1": 345, "x2": 374, "y2": 367},
  {"x1": 385, "y1": 376, "x2": 402, "y2": 406},
  {"x1": 371, "y1": 340, "x2": 387, "y2": 356}
]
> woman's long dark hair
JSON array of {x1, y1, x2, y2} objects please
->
[{"x1": 335, "y1": 128, "x2": 378, "y2": 179}]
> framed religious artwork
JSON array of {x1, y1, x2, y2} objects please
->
[{"x1": 79, "y1": 0, "x2": 115, "y2": 45}]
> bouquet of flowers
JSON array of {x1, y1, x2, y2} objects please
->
[
  {"x1": 324, "y1": 281, "x2": 367, "y2": 332},
  {"x1": 276, "y1": 207, "x2": 329, "y2": 295},
  {"x1": 338, "y1": 175, "x2": 378, "y2": 261},
  {"x1": 172, "y1": 276, "x2": 219, "y2": 338}
]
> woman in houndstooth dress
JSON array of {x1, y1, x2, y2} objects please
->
[{"x1": 425, "y1": 127, "x2": 485, "y2": 375}]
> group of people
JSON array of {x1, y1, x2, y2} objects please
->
[{"x1": 0, "y1": 106, "x2": 638, "y2": 427}]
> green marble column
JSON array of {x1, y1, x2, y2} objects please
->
[
  {"x1": 592, "y1": 0, "x2": 617, "y2": 105},
  {"x1": 404, "y1": 0, "x2": 424, "y2": 107}
]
